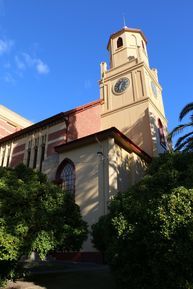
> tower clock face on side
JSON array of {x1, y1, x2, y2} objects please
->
[
  {"x1": 113, "y1": 77, "x2": 130, "y2": 94},
  {"x1": 151, "y1": 81, "x2": 158, "y2": 98}
]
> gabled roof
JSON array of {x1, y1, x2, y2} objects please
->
[
  {"x1": 55, "y1": 127, "x2": 152, "y2": 163},
  {"x1": 107, "y1": 26, "x2": 147, "y2": 50}
]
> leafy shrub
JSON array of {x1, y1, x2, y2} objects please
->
[
  {"x1": 91, "y1": 215, "x2": 111, "y2": 263},
  {"x1": 0, "y1": 164, "x2": 88, "y2": 286},
  {"x1": 92, "y1": 152, "x2": 193, "y2": 289}
]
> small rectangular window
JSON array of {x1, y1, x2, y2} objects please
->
[
  {"x1": 33, "y1": 146, "x2": 38, "y2": 169},
  {"x1": 27, "y1": 149, "x2": 31, "y2": 167},
  {"x1": 1, "y1": 149, "x2": 5, "y2": 166},
  {"x1": 6, "y1": 146, "x2": 11, "y2": 167},
  {"x1": 40, "y1": 144, "x2": 45, "y2": 172}
]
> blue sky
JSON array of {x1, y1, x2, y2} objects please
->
[{"x1": 0, "y1": 0, "x2": 193, "y2": 133}]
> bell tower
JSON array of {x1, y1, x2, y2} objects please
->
[
  {"x1": 108, "y1": 26, "x2": 149, "y2": 68},
  {"x1": 100, "y1": 26, "x2": 168, "y2": 157}
]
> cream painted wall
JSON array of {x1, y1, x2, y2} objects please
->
[
  {"x1": 57, "y1": 141, "x2": 108, "y2": 251},
  {"x1": 55, "y1": 137, "x2": 146, "y2": 251},
  {"x1": 101, "y1": 100, "x2": 153, "y2": 156},
  {"x1": 143, "y1": 65, "x2": 166, "y2": 117},
  {"x1": 0, "y1": 105, "x2": 32, "y2": 128}
]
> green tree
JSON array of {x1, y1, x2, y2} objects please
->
[
  {"x1": 91, "y1": 215, "x2": 111, "y2": 263},
  {"x1": 0, "y1": 164, "x2": 88, "y2": 286},
  {"x1": 92, "y1": 152, "x2": 193, "y2": 289},
  {"x1": 170, "y1": 102, "x2": 193, "y2": 151}
]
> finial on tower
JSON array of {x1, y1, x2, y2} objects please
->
[{"x1": 122, "y1": 14, "x2": 127, "y2": 28}]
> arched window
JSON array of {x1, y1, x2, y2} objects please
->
[
  {"x1": 117, "y1": 37, "x2": 123, "y2": 48},
  {"x1": 130, "y1": 34, "x2": 137, "y2": 46},
  {"x1": 55, "y1": 159, "x2": 75, "y2": 195},
  {"x1": 158, "y1": 119, "x2": 166, "y2": 147}
]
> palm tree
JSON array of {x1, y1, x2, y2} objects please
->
[{"x1": 169, "y1": 102, "x2": 193, "y2": 151}]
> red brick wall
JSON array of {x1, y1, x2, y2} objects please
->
[
  {"x1": 67, "y1": 103, "x2": 101, "y2": 141},
  {"x1": 46, "y1": 102, "x2": 101, "y2": 156},
  {"x1": 48, "y1": 128, "x2": 67, "y2": 141},
  {"x1": 10, "y1": 153, "x2": 24, "y2": 167},
  {"x1": 47, "y1": 140, "x2": 66, "y2": 156},
  {"x1": 12, "y1": 144, "x2": 26, "y2": 154}
]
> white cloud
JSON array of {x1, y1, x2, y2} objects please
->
[
  {"x1": 14, "y1": 53, "x2": 50, "y2": 75},
  {"x1": 0, "y1": 37, "x2": 49, "y2": 80},
  {"x1": 0, "y1": 39, "x2": 14, "y2": 55},
  {"x1": 35, "y1": 59, "x2": 49, "y2": 75}
]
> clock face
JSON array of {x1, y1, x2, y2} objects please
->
[
  {"x1": 151, "y1": 81, "x2": 157, "y2": 98},
  {"x1": 113, "y1": 78, "x2": 129, "y2": 94}
]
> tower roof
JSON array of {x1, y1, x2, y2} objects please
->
[{"x1": 107, "y1": 26, "x2": 147, "y2": 50}]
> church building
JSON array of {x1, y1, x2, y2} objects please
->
[{"x1": 0, "y1": 26, "x2": 168, "y2": 260}]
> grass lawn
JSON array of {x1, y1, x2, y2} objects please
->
[{"x1": 25, "y1": 270, "x2": 115, "y2": 289}]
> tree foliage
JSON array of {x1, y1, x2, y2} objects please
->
[
  {"x1": 0, "y1": 164, "x2": 88, "y2": 286},
  {"x1": 92, "y1": 152, "x2": 193, "y2": 289},
  {"x1": 170, "y1": 102, "x2": 193, "y2": 151}
]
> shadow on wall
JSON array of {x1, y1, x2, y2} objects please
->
[
  {"x1": 117, "y1": 154, "x2": 146, "y2": 191},
  {"x1": 72, "y1": 142, "x2": 148, "y2": 230},
  {"x1": 72, "y1": 149, "x2": 144, "y2": 250},
  {"x1": 108, "y1": 149, "x2": 147, "y2": 200},
  {"x1": 72, "y1": 151, "x2": 103, "y2": 251},
  {"x1": 121, "y1": 108, "x2": 154, "y2": 157},
  {"x1": 67, "y1": 113, "x2": 78, "y2": 142},
  {"x1": 75, "y1": 153, "x2": 101, "y2": 222}
]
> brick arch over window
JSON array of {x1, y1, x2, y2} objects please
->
[{"x1": 55, "y1": 158, "x2": 75, "y2": 195}]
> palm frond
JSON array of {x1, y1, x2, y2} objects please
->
[
  {"x1": 175, "y1": 136, "x2": 193, "y2": 151},
  {"x1": 175, "y1": 131, "x2": 193, "y2": 148},
  {"x1": 183, "y1": 138, "x2": 193, "y2": 152},
  {"x1": 179, "y1": 102, "x2": 193, "y2": 121},
  {"x1": 169, "y1": 123, "x2": 193, "y2": 139}
]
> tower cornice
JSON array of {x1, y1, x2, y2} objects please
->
[
  {"x1": 99, "y1": 60, "x2": 145, "y2": 84},
  {"x1": 107, "y1": 26, "x2": 147, "y2": 50}
]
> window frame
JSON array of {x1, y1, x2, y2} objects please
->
[{"x1": 55, "y1": 158, "x2": 75, "y2": 195}]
